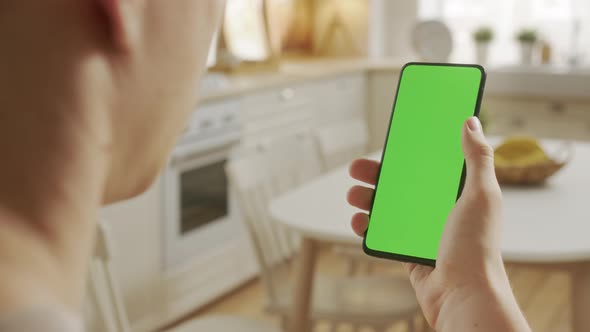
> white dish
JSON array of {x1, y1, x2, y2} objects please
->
[{"x1": 412, "y1": 20, "x2": 453, "y2": 62}]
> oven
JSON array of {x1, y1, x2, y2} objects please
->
[{"x1": 163, "y1": 99, "x2": 242, "y2": 270}]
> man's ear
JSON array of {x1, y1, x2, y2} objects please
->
[{"x1": 96, "y1": 0, "x2": 140, "y2": 51}]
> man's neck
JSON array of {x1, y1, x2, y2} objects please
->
[
  {"x1": 0, "y1": 0, "x2": 115, "y2": 314},
  {"x1": 0, "y1": 59, "x2": 112, "y2": 315},
  {"x1": 0, "y1": 103, "x2": 111, "y2": 313}
]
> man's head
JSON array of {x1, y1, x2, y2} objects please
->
[
  {"x1": 0, "y1": 0, "x2": 224, "y2": 204},
  {"x1": 0, "y1": 1, "x2": 225, "y2": 310}
]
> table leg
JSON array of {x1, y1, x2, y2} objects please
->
[
  {"x1": 290, "y1": 237, "x2": 319, "y2": 332},
  {"x1": 571, "y1": 263, "x2": 590, "y2": 332}
]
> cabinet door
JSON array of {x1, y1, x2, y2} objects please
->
[
  {"x1": 562, "y1": 102, "x2": 590, "y2": 140},
  {"x1": 98, "y1": 183, "x2": 163, "y2": 328},
  {"x1": 484, "y1": 97, "x2": 590, "y2": 141},
  {"x1": 368, "y1": 71, "x2": 400, "y2": 150},
  {"x1": 483, "y1": 98, "x2": 544, "y2": 136},
  {"x1": 308, "y1": 73, "x2": 367, "y2": 125},
  {"x1": 239, "y1": 73, "x2": 368, "y2": 147},
  {"x1": 239, "y1": 84, "x2": 315, "y2": 146}
]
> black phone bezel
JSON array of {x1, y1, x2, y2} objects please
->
[{"x1": 362, "y1": 62, "x2": 487, "y2": 267}]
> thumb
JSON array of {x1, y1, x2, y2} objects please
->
[{"x1": 461, "y1": 117, "x2": 498, "y2": 192}]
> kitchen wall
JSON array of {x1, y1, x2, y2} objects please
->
[
  {"x1": 313, "y1": 0, "x2": 369, "y2": 56},
  {"x1": 368, "y1": 1, "x2": 418, "y2": 60},
  {"x1": 279, "y1": 0, "x2": 370, "y2": 57}
]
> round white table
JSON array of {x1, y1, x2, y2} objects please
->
[{"x1": 270, "y1": 141, "x2": 590, "y2": 332}]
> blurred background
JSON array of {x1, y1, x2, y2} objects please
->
[{"x1": 91, "y1": 1, "x2": 590, "y2": 332}]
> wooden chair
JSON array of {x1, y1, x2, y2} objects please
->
[
  {"x1": 226, "y1": 134, "x2": 421, "y2": 331},
  {"x1": 86, "y1": 222, "x2": 281, "y2": 332},
  {"x1": 84, "y1": 222, "x2": 131, "y2": 332},
  {"x1": 248, "y1": 130, "x2": 324, "y2": 189},
  {"x1": 314, "y1": 117, "x2": 370, "y2": 171},
  {"x1": 314, "y1": 118, "x2": 380, "y2": 275}
]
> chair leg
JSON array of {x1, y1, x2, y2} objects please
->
[{"x1": 347, "y1": 260, "x2": 359, "y2": 276}]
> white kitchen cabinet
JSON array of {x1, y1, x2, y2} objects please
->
[
  {"x1": 368, "y1": 71, "x2": 590, "y2": 148},
  {"x1": 239, "y1": 73, "x2": 367, "y2": 147},
  {"x1": 483, "y1": 96, "x2": 590, "y2": 141},
  {"x1": 367, "y1": 70, "x2": 400, "y2": 150},
  {"x1": 239, "y1": 83, "x2": 315, "y2": 146},
  {"x1": 100, "y1": 178, "x2": 257, "y2": 332},
  {"x1": 308, "y1": 73, "x2": 367, "y2": 125},
  {"x1": 99, "y1": 182, "x2": 163, "y2": 330}
]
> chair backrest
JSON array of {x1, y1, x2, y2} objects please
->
[
  {"x1": 226, "y1": 131, "x2": 322, "y2": 307},
  {"x1": 265, "y1": 131, "x2": 323, "y2": 189},
  {"x1": 84, "y1": 222, "x2": 131, "y2": 332},
  {"x1": 314, "y1": 118, "x2": 369, "y2": 170}
]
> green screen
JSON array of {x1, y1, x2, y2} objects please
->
[{"x1": 365, "y1": 63, "x2": 484, "y2": 262}]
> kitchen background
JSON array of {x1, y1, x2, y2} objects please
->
[{"x1": 89, "y1": 0, "x2": 590, "y2": 332}]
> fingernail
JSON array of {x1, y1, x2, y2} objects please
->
[{"x1": 467, "y1": 117, "x2": 481, "y2": 132}]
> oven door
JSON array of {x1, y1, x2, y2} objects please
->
[{"x1": 163, "y1": 142, "x2": 239, "y2": 270}]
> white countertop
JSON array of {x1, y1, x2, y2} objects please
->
[
  {"x1": 198, "y1": 58, "x2": 590, "y2": 103},
  {"x1": 198, "y1": 58, "x2": 406, "y2": 102}
]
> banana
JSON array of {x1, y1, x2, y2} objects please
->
[{"x1": 494, "y1": 137, "x2": 552, "y2": 168}]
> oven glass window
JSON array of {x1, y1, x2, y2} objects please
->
[{"x1": 180, "y1": 160, "x2": 228, "y2": 234}]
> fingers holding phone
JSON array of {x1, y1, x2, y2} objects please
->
[
  {"x1": 347, "y1": 117, "x2": 528, "y2": 331},
  {"x1": 345, "y1": 62, "x2": 529, "y2": 331}
]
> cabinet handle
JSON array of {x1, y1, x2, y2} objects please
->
[
  {"x1": 512, "y1": 118, "x2": 525, "y2": 128},
  {"x1": 256, "y1": 142, "x2": 268, "y2": 152},
  {"x1": 200, "y1": 120, "x2": 213, "y2": 128},
  {"x1": 337, "y1": 80, "x2": 349, "y2": 90},
  {"x1": 281, "y1": 88, "x2": 295, "y2": 101},
  {"x1": 550, "y1": 102, "x2": 565, "y2": 114},
  {"x1": 296, "y1": 131, "x2": 307, "y2": 140},
  {"x1": 223, "y1": 114, "x2": 235, "y2": 123}
]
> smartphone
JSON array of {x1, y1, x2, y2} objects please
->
[{"x1": 363, "y1": 62, "x2": 486, "y2": 266}]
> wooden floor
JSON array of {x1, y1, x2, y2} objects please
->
[{"x1": 174, "y1": 250, "x2": 571, "y2": 332}]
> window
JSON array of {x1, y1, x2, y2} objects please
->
[
  {"x1": 442, "y1": 0, "x2": 487, "y2": 18},
  {"x1": 418, "y1": 0, "x2": 587, "y2": 66},
  {"x1": 532, "y1": 0, "x2": 572, "y2": 20}
]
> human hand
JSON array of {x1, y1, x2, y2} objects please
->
[{"x1": 347, "y1": 117, "x2": 530, "y2": 331}]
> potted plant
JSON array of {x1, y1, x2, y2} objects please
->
[
  {"x1": 473, "y1": 27, "x2": 494, "y2": 65},
  {"x1": 516, "y1": 29, "x2": 538, "y2": 65}
]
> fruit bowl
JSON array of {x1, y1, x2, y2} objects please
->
[{"x1": 494, "y1": 137, "x2": 572, "y2": 185}]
